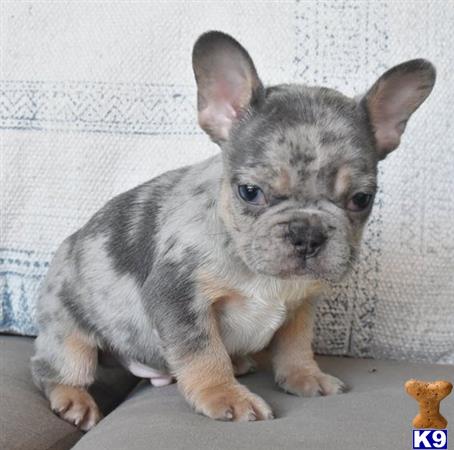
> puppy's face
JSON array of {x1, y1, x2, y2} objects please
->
[
  {"x1": 193, "y1": 32, "x2": 435, "y2": 281},
  {"x1": 222, "y1": 86, "x2": 377, "y2": 280}
]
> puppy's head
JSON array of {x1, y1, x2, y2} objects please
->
[{"x1": 193, "y1": 31, "x2": 436, "y2": 281}]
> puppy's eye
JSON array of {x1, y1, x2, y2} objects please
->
[
  {"x1": 347, "y1": 192, "x2": 373, "y2": 212},
  {"x1": 238, "y1": 184, "x2": 266, "y2": 205}
]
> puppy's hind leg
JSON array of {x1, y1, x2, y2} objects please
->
[{"x1": 32, "y1": 327, "x2": 102, "y2": 431}]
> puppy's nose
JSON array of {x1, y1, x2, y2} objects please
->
[{"x1": 288, "y1": 220, "x2": 327, "y2": 258}]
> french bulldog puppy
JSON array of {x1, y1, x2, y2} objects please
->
[{"x1": 31, "y1": 31, "x2": 436, "y2": 429}]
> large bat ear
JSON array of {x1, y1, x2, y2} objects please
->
[
  {"x1": 361, "y1": 59, "x2": 436, "y2": 159},
  {"x1": 192, "y1": 31, "x2": 264, "y2": 143}
]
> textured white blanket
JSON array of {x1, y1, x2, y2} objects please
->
[{"x1": 1, "y1": 1, "x2": 453, "y2": 363}]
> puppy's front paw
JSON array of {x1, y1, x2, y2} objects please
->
[
  {"x1": 193, "y1": 383, "x2": 273, "y2": 422},
  {"x1": 276, "y1": 369, "x2": 346, "y2": 397},
  {"x1": 49, "y1": 385, "x2": 102, "y2": 431}
]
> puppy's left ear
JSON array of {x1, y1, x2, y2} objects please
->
[
  {"x1": 361, "y1": 59, "x2": 436, "y2": 159},
  {"x1": 192, "y1": 31, "x2": 264, "y2": 143}
]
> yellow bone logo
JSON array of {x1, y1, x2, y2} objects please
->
[{"x1": 405, "y1": 379, "x2": 452, "y2": 429}]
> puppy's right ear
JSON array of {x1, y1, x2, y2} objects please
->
[{"x1": 192, "y1": 31, "x2": 264, "y2": 143}]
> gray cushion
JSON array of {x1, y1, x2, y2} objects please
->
[
  {"x1": 73, "y1": 356, "x2": 454, "y2": 450},
  {"x1": 0, "y1": 335, "x2": 82, "y2": 450},
  {"x1": 0, "y1": 335, "x2": 139, "y2": 450}
]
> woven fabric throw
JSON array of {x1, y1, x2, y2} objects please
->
[{"x1": 1, "y1": 1, "x2": 453, "y2": 364}]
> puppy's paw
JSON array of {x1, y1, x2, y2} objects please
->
[
  {"x1": 49, "y1": 385, "x2": 102, "y2": 431},
  {"x1": 232, "y1": 355, "x2": 257, "y2": 377},
  {"x1": 276, "y1": 369, "x2": 346, "y2": 397},
  {"x1": 193, "y1": 383, "x2": 273, "y2": 421}
]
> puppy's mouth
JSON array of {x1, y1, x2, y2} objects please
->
[
  {"x1": 280, "y1": 260, "x2": 326, "y2": 280},
  {"x1": 247, "y1": 238, "x2": 350, "y2": 283},
  {"x1": 267, "y1": 263, "x2": 346, "y2": 283},
  {"x1": 248, "y1": 251, "x2": 319, "y2": 280}
]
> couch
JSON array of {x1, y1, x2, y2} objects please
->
[
  {"x1": 1, "y1": 2, "x2": 453, "y2": 449},
  {"x1": 1, "y1": 334, "x2": 453, "y2": 450}
]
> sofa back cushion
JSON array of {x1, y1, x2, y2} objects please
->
[{"x1": 1, "y1": 1, "x2": 453, "y2": 363}]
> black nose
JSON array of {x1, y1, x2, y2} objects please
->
[{"x1": 288, "y1": 219, "x2": 327, "y2": 257}]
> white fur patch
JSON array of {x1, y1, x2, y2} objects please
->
[{"x1": 217, "y1": 275, "x2": 318, "y2": 355}]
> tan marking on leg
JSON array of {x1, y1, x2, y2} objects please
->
[
  {"x1": 175, "y1": 308, "x2": 234, "y2": 399},
  {"x1": 61, "y1": 330, "x2": 97, "y2": 386},
  {"x1": 49, "y1": 385, "x2": 102, "y2": 431},
  {"x1": 272, "y1": 297, "x2": 345, "y2": 397},
  {"x1": 175, "y1": 306, "x2": 273, "y2": 422},
  {"x1": 273, "y1": 298, "x2": 315, "y2": 365},
  {"x1": 178, "y1": 350, "x2": 272, "y2": 422}
]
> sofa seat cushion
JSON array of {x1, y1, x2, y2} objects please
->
[
  {"x1": 0, "y1": 335, "x2": 82, "y2": 450},
  {"x1": 0, "y1": 335, "x2": 139, "y2": 450},
  {"x1": 72, "y1": 356, "x2": 454, "y2": 450}
]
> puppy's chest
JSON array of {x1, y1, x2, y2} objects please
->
[{"x1": 215, "y1": 279, "x2": 308, "y2": 356}]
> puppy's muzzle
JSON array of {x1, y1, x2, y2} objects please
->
[{"x1": 287, "y1": 217, "x2": 327, "y2": 258}]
